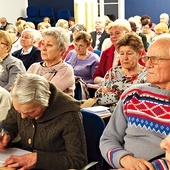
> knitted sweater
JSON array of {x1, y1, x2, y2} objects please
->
[
  {"x1": 5, "y1": 83, "x2": 87, "y2": 170},
  {"x1": 100, "y1": 83, "x2": 170, "y2": 168}
]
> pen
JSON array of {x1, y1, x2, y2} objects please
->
[{"x1": 1, "y1": 121, "x2": 5, "y2": 136}]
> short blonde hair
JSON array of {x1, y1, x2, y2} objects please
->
[
  {"x1": 154, "y1": 23, "x2": 169, "y2": 33},
  {"x1": 106, "y1": 19, "x2": 131, "y2": 33},
  {"x1": 55, "y1": 19, "x2": 69, "y2": 30},
  {"x1": 0, "y1": 30, "x2": 12, "y2": 53},
  {"x1": 37, "y1": 22, "x2": 51, "y2": 30}
]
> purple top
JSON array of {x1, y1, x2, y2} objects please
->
[{"x1": 65, "y1": 50, "x2": 100, "y2": 83}]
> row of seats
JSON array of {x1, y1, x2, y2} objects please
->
[{"x1": 24, "y1": 6, "x2": 72, "y2": 26}]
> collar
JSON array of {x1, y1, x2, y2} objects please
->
[{"x1": 21, "y1": 46, "x2": 33, "y2": 55}]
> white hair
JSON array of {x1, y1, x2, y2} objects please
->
[
  {"x1": 11, "y1": 73, "x2": 51, "y2": 106},
  {"x1": 160, "y1": 13, "x2": 169, "y2": 20}
]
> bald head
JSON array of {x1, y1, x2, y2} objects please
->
[{"x1": 149, "y1": 34, "x2": 170, "y2": 57}]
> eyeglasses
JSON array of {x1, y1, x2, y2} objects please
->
[{"x1": 142, "y1": 55, "x2": 170, "y2": 65}]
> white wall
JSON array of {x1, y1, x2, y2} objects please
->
[{"x1": 0, "y1": 0, "x2": 28, "y2": 24}]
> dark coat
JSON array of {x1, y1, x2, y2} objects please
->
[
  {"x1": 12, "y1": 46, "x2": 42, "y2": 70},
  {"x1": 90, "y1": 30, "x2": 110, "y2": 51}
]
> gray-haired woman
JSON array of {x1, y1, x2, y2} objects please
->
[
  {"x1": 12, "y1": 28, "x2": 42, "y2": 70},
  {"x1": 0, "y1": 73, "x2": 87, "y2": 170},
  {"x1": 27, "y1": 27, "x2": 75, "y2": 96}
]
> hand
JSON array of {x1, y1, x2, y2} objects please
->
[
  {"x1": 98, "y1": 86, "x2": 111, "y2": 94},
  {"x1": 3, "y1": 152, "x2": 37, "y2": 170},
  {"x1": 120, "y1": 155, "x2": 154, "y2": 170},
  {"x1": 0, "y1": 133, "x2": 11, "y2": 150}
]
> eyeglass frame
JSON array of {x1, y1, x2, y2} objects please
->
[{"x1": 141, "y1": 55, "x2": 170, "y2": 65}]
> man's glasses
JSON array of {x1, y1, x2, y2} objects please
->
[{"x1": 142, "y1": 55, "x2": 170, "y2": 65}]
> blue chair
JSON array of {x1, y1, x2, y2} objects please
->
[
  {"x1": 34, "y1": 6, "x2": 56, "y2": 26},
  {"x1": 81, "y1": 109, "x2": 105, "y2": 169},
  {"x1": 93, "y1": 49, "x2": 101, "y2": 57},
  {"x1": 56, "y1": 9, "x2": 71, "y2": 21},
  {"x1": 24, "y1": 6, "x2": 40, "y2": 22}
]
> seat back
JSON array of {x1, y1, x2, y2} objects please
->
[
  {"x1": 35, "y1": 6, "x2": 56, "y2": 26},
  {"x1": 93, "y1": 49, "x2": 101, "y2": 57},
  {"x1": 26, "y1": 6, "x2": 39, "y2": 18},
  {"x1": 56, "y1": 9, "x2": 71, "y2": 21},
  {"x1": 25, "y1": 6, "x2": 40, "y2": 22},
  {"x1": 81, "y1": 110, "x2": 105, "y2": 168}
]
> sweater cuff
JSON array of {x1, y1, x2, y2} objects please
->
[{"x1": 108, "y1": 148, "x2": 133, "y2": 168}]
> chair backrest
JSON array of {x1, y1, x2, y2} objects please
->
[
  {"x1": 93, "y1": 49, "x2": 101, "y2": 57},
  {"x1": 39, "y1": 6, "x2": 55, "y2": 18},
  {"x1": 56, "y1": 9, "x2": 71, "y2": 21},
  {"x1": 26, "y1": 6, "x2": 39, "y2": 18},
  {"x1": 81, "y1": 110, "x2": 105, "y2": 167}
]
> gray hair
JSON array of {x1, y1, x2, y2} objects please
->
[
  {"x1": 21, "y1": 28, "x2": 40, "y2": 43},
  {"x1": 160, "y1": 13, "x2": 169, "y2": 20},
  {"x1": 11, "y1": 74, "x2": 51, "y2": 106},
  {"x1": 5, "y1": 24, "x2": 18, "y2": 34},
  {"x1": 41, "y1": 27, "x2": 70, "y2": 50}
]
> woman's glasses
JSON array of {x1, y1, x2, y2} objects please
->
[{"x1": 142, "y1": 55, "x2": 170, "y2": 65}]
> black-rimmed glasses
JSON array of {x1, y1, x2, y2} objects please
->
[{"x1": 142, "y1": 55, "x2": 170, "y2": 65}]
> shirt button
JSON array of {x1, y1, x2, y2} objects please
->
[{"x1": 28, "y1": 138, "x2": 32, "y2": 144}]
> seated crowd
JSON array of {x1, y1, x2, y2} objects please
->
[{"x1": 0, "y1": 12, "x2": 169, "y2": 169}]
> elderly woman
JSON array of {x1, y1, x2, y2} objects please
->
[
  {"x1": 0, "y1": 73, "x2": 87, "y2": 170},
  {"x1": 100, "y1": 34, "x2": 170, "y2": 169},
  {"x1": 0, "y1": 64, "x2": 11, "y2": 121},
  {"x1": 27, "y1": 27, "x2": 75, "y2": 96},
  {"x1": 0, "y1": 30, "x2": 26, "y2": 91},
  {"x1": 62, "y1": 23, "x2": 93, "y2": 60},
  {"x1": 95, "y1": 32, "x2": 146, "y2": 112},
  {"x1": 5, "y1": 24, "x2": 22, "y2": 53},
  {"x1": 93, "y1": 19, "x2": 132, "y2": 85},
  {"x1": 12, "y1": 28, "x2": 42, "y2": 70},
  {"x1": 65, "y1": 31, "x2": 100, "y2": 84}
]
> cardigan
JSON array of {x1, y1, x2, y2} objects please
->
[
  {"x1": 65, "y1": 50, "x2": 100, "y2": 84},
  {"x1": 5, "y1": 83, "x2": 87, "y2": 170},
  {"x1": 12, "y1": 46, "x2": 42, "y2": 70},
  {"x1": 27, "y1": 61, "x2": 75, "y2": 96},
  {"x1": 0, "y1": 55, "x2": 26, "y2": 91},
  {"x1": 100, "y1": 83, "x2": 170, "y2": 168},
  {"x1": 93, "y1": 45, "x2": 118, "y2": 80}
]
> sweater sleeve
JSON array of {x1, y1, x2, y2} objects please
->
[{"x1": 99, "y1": 99, "x2": 133, "y2": 168}]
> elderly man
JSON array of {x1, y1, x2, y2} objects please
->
[
  {"x1": 100, "y1": 33, "x2": 170, "y2": 169},
  {"x1": 160, "y1": 13, "x2": 169, "y2": 27},
  {"x1": 90, "y1": 16, "x2": 110, "y2": 51},
  {"x1": 0, "y1": 17, "x2": 12, "y2": 30}
]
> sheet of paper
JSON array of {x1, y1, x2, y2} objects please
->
[{"x1": 0, "y1": 148, "x2": 31, "y2": 166}]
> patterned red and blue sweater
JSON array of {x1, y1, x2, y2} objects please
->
[{"x1": 100, "y1": 83, "x2": 170, "y2": 169}]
